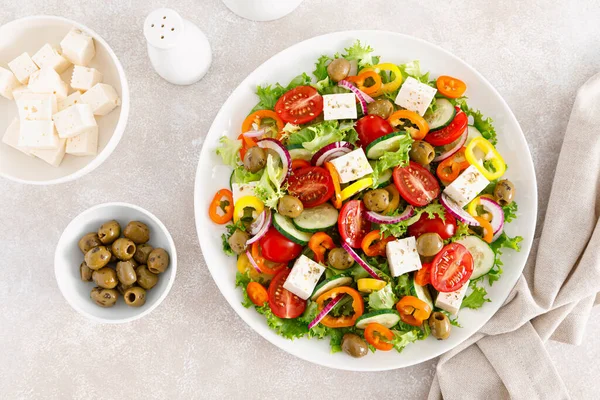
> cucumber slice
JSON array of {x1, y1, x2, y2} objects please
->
[
  {"x1": 293, "y1": 203, "x2": 339, "y2": 233},
  {"x1": 355, "y1": 310, "x2": 401, "y2": 329},
  {"x1": 272, "y1": 213, "x2": 312, "y2": 245},
  {"x1": 365, "y1": 132, "x2": 409, "y2": 159},
  {"x1": 456, "y1": 235, "x2": 495, "y2": 279},
  {"x1": 425, "y1": 98, "x2": 456, "y2": 130},
  {"x1": 466, "y1": 125, "x2": 482, "y2": 143},
  {"x1": 310, "y1": 274, "x2": 353, "y2": 301},
  {"x1": 229, "y1": 170, "x2": 235, "y2": 190},
  {"x1": 368, "y1": 161, "x2": 392, "y2": 188},
  {"x1": 410, "y1": 278, "x2": 434, "y2": 310},
  {"x1": 287, "y1": 144, "x2": 312, "y2": 161}
]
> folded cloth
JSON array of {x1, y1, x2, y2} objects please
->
[{"x1": 428, "y1": 72, "x2": 600, "y2": 400}]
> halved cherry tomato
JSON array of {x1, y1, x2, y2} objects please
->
[
  {"x1": 287, "y1": 166, "x2": 334, "y2": 208},
  {"x1": 387, "y1": 110, "x2": 429, "y2": 140},
  {"x1": 209, "y1": 189, "x2": 234, "y2": 224},
  {"x1": 361, "y1": 230, "x2": 394, "y2": 257},
  {"x1": 424, "y1": 108, "x2": 468, "y2": 147},
  {"x1": 251, "y1": 242, "x2": 286, "y2": 275},
  {"x1": 291, "y1": 159, "x2": 310, "y2": 171},
  {"x1": 436, "y1": 147, "x2": 470, "y2": 183},
  {"x1": 408, "y1": 212, "x2": 457, "y2": 240},
  {"x1": 308, "y1": 232, "x2": 335, "y2": 264},
  {"x1": 414, "y1": 262, "x2": 432, "y2": 286},
  {"x1": 346, "y1": 70, "x2": 382, "y2": 95},
  {"x1": 339, "y1": 200, "x2": 372, "y2": 248},
  {"x1": 393, "y1": 161, "x2": 440, "y2": 207},
  {"x1": 474, "y1": 216, "x2": 494, "y2": 243},
  {"x1": 242, "y1": 109, "x2": 284, "y2": 133},
  {"x1": 324, "y1": 162, "x2": 342, "y2": 209},
  {"x1": 268, "y1": 268, "x2": 306, "y2": 318},
  {"x1": 364, "y1": 323, "x2": 394, "y2": 351},
  {"x1": 355, "y1": 115, "x2": 394, "y2": 147},
  {"x1": 316, "y1": 287, "x2": 364, "y2": 328},
  {"x1": 247, "y1": 282, "x2": 269, "y2": 306},
  {"x1": 259, "y1": 227, "x2": 303, "y2": 263},
  {"x1": 275, "y1": 86, "x2": 323, "y2": 125},
  {"x1": 436, "y1": 75, "x2": 467, "y2": 99},
  {"x1": 396, "y1": 296, "x2": 432, "y2": 326},
  {"x1": 430, "y1": 243, "x2": 474, "y2": 293}
]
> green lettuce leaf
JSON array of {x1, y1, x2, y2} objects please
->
[
  {"x1": 390, "y1": 329, "x2": 420, "y2": 352},
  {"x1": 343, "y1": 40, "x2": 377, "y2": 67},
  {"x1": 398, "y1": 60, "x2": 430, "y2": 84},
  {"x1": 502, "y1": 201, "x2": 518, "y2": 223},
  {"x1": 339, "y1": 121, "x2": 359, "y2": 145},
  {"x1": 394, "y1": 274, "x2": 413, "y2": 297},
  {"x1": 461, "y1": 281, "x2": 491, "y2": 309},
  {"x1": 379, "y1": 202, "x2": 446, "y2": 238},
  {"x1": 250, "y1": 73, "x2": 312, "y2": 112},
  {"x1": 255, "y1": 304, "x2": 309, "y2": 339},
  {"x1": 368, "y1": 283, "x2": 398, "y2": 310},
  {"x1": 457, "y1": 104, "x2": 498, "y2": 145},
  {"x1": 287, "y1": 120, "x2": 345, "y2": 153},
  {"x1": 216, "y1": 136, "x2": 242, "y2": 167},
  {"x1": 254, "y1": 155, "x2": 285, "y2": 208},
  {"x1": 370, "y1": 134, "x2": 413, "y2": 187},
  {"x1": 235, "y1": 271, "x2": 254, "y2": 308},
  {"x1": 232, "y1": 166, "x2": 262, "y2": 184},
  {"x1": 313, "y1": 55, "x2": 331, "y2": 81},
  {"x1": 222, "y1": 221, "x2": 246, "y2": 257}
]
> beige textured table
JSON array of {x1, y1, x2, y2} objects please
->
[{"x1": 1, "y1": 0, "x2": 599, "y2": 398}]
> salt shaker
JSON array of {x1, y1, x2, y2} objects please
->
[{"x1": 143, "y1": 8, "x2": 212, "y2": 85}]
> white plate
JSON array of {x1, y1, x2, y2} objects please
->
[
  {"x1": 194, "y1": 31, "x2": 537, "y2": 371},
  {"x1": 0, "y1": 16, "x2": 129, "y2": 185}
]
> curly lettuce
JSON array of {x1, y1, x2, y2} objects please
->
[
  {"x1": 342, "y1": 40, "x2": 378, "y2": 67},
  {"x1": 250, "y1": 73, "x2": 312, "y2": 113},
  {"x1": 368, "y1": 283, "x2": 398, "y2": 310},
  {"x1": 287, "y1": 120, "x2": 355, "y2": 153},
  {"x1": 216, "y1": 136, "x2": 242, "y2": 167},
  {"x1": 254, "y1": 155, "x2": 285, "y2": 209},
  {"x1": 370, "y1": 134, "x2": 413, "y2": 187}
]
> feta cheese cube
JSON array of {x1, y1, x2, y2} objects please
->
[
  {"x1": 52, "y1": 104, "x2": 97, "y2": 139},
  {"x1": 70, "y1": 66, "x2": 103, "y2": 92},
  {"x1": 66, "y1": 129, "x2": 98, "y2": 156},
  {"x1": 386, "y1": 237, "x2": 422, "y2": 277},
  {"x1": 15, "y1": 93, "x2": 57, "y2": 121},
  {"x1": 232, "y1": 182, "x2": 258, "y2": 203},
  {"x1": 80, "y1": 83, "x2": 120, "y2": 115},
  {"x1": 0, "y1": 67, "x2": 21, "y2": 99},
  {"x1": 394, "y1": 77, "x2": 437, "y2": 116},
  {"x1": 18, "y1": 120, "x2": 59, "y2": 149},
  {"x1": 443, "y1": 165, "x2": 490, "y2": 207},
  {"x1": 329, "y1": 148, "x2": 373, "y2": 184},
  {"x1": 2, "y1": 118, "x2": 32, "y2": 156},
  {"x1": 60, "y1": 28, "x2": 95, "y2": 66},
  {"x1": 8, "y1": 52, "x2": 39, "y2": 84},
  {"x1": 28, "y1": 67, "x2": 68, "y2": 99},
  {"x1": 435, "y1": 283, "x2": 469, "y2": 316},
  {"x1": 323, "y1": 93, "x2": 358, "y2": 120},
  {"x1": 31, "y1": 44, "x2": 71, "y2": 74},
  {"x1": 12, "y1": 85, "x2": 31, "y2": 100},
  {"x1": 283, "y1": 255, "x2": 326, "y2": 300},
  {"x1": 31, "y1": 138, "x2": 67, "y2": 167},
  {"x1": 57, "y1": 91, "x2": 82, "y2": 112}
]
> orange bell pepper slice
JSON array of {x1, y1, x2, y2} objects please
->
[
  {"x1": 316, "y1": 287, "x2": 364, "y2": 328},
  {"x1": 247, "y1": 282, "x2": 269, "y2": 306},
  {"x1": 396, "y1": 295, "x2": 432, "y2": 327},
  {"x1": 308, "y1": 232, "x2": 335, "y2": 264},
  {"x1": 291, "y1": 159, "x2": 311, "y2": 171},
  {"x1": 346, "y1": 70, "x2": 382, "y2": 96},
  {"x1": 209, "y1": 189, "x2": 234, "y2": 224},
  {"x1": 251, "y1": 242, "x2": 286, "y2": 275},
  {"x1": 387, "y1": 110, "x2": 430, "y2": 140},
  {"x1": 474, "y1": 216, "x2": 494, "y2": 243},
  {"x1": 242, "y1": 109, "x2": 284, "y2": 134},
  {"x1": 361, "y1": 230, "x2": 394, "y2": 257},
  {"x1": 436, "y1": 147, "x2": 470, "y2": 183},
  {"x1": 364, "y1": 323, "x2": 394, "y2": 351},
  {"x1": 324, "y1": 161, "x2": 342, "y2": 209},
  {"x1": 436, "y1": 75, "x2": 467, "y2": 99},
  {"x1": 414, "y1": 262, "x2": 432, "y2": 286}
]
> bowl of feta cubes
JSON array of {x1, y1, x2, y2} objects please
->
[{"x1": 0, "y1": 16, "x2": 129, "y2": 185}]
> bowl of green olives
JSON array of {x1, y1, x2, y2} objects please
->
[{"x1": 54, "y1": 202, "x2": 177, "y2": 323}]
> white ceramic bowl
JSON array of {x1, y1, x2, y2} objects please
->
[
  {"x1": 55, "y1": 203, "x2": 177, "y2": 323},
  {"x1": 221, "y1": 0, "x2": 304, "y2": 22},
  {"x1": 0, "y1": 16, "x2": 130, "y2": 185},
  {"x1": 194, "y1": 31, "x2": 537, "y2": 370}
]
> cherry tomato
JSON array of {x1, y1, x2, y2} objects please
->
[
  {"x1": 268, "y1": 268, "x2": 306, "y2": 318},
  {"x1": 259, "y1": 227, "x2": 303, "y2": 263},
  {"x1": 430, "y1": 243, "x2": 474, "y2": 293},
  {"x1": 424, "y1": 108, "x2": 468, "y2": 147},
  {"x1": 338, "y1": 200, "x2": 372, "y2": 248},
  {"x1": 287, "y1": 166, "x2": 334, "y2": 208},
  {"x1": 274, "y1": 86, "x2": 323, "y2": 125},
  {"x1": 414, "y1": 262, "x2": 432, "y2": 286},
  {"x1": 355, "y1": 115, "x2": 394, "y2": 147},
  {"x1": 247, "y1": 282, "x2": 269, "y2": 306},
  {"x1": 407, "y1": 212, "x2": 457, "y2": 240},
  {"x1": 393, "y1": 161, "x2": 440, "y2": 207}
]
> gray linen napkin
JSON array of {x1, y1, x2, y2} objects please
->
[{"x1": 428, "y1": 72, "x2": 600, "y2": 400}]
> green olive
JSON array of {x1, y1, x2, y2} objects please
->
[
  {"x1": 341, "y1": 333, "x2": 368, "y2": 358},
  {"x1": 493, "y1": 179, "x2": 515, "y2": 206},
  {"x1": 84, "y1": 246, "x2": 112, "y2": 270},
  {"x1": 429, "y1": 311, "x2": 451, "y2": 340},
  {"x1": 228, "y1": 230, "x2": 249, "y2": 255},
  {"x1": 78, "y1": 232, "x2": 102, "y2": 254},
  {"x1": 98, "y1": 220, "x2": 121, "y2": 245},
  {"x1": 327, "y1": 248, "x2": 354, "y2": 270},
  {"x1": 111, "y1": 238, "x2": 136, "y2": 261},
  {"x1": 116, "y1": 260, "x2": 137, "y2": 286},
  {"x1": 327, "y1": 58, "x2": 351, "y2": 82},
  {"x1": 136, "y1": 265, "x2": 159, "y2": 290},
  {"x1": 117, "y1": 282, "x2": 133, "y2": 295},
  {"x1": 366, "y1": 99, "x2": 394, "y2": 119},
  {"x1": 80, "y1": 261, "x2": 93, "y2": 281},
  {"x1": 416, "y1": 233, "x2": 443, "y2": 257},
  {"x1": 129, "y1": 257, "x2": 139, "y2": 268},
  {"x1": 134, "y1": 244, "x2": 153, "y2": 264},
  {"x1": 124, "y1": 286, "x2": 147, "y2": 307},
  {"x1": 123, "y1": 221, "x2": 150, "y2": 244},
  {"x1": 147, "y1": 248, "x2": 169, "y2": 274},
  {"x1": 409, "y1": 141, "x2": 435, "y2": 166},
  {"x1": 90, "y1": 287, "x2": 118, "y2": 307},
  {"x1": 363, "y1": 189, "x2": 390, "y2": 212},
  {"x1": 104, "y1": 245, "x2": 118, "y2": 263},
  {"x1": 278, "y1": 195, "x2": 304, "y2": 218},
  {"x1": 243, "y1": 146, "x2": 267, "y2": 173},
  {"x1": 92, "y1": 267, "x2": 118, "y2": 289}
]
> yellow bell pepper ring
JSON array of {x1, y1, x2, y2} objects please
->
[
  {"x1": 233, "y1": 196, "x2": 264, "y2": 223},
  {"x1": 357, "y1": 278, "x2": 387, "y2": 293},
  {"x1": 465, "y1": 137, "x2": 506, "y2": 181},
  {"x1": 359, "y1": 63, "x2": 403, "y2": 97},
  {"x1": 466, "y1": 195, "x2": 496, "y2": 219},
  {"x1": 340, "y1": 177, "x2": 373, "y2": 201}
]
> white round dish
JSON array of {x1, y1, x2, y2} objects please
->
[
  {"x1": 221, "y1": 0, "x2": 304, "y2": 22},
  {"x1": 0, "y1": 16, "x2": 130, "y2": 185},
  {"x1": 55, "y1": 202, "x2": 177, "y2": 324},
  {"x1": 194, "y1": 30, "x2": 537, "y2": 371}
]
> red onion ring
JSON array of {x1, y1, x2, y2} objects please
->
[
  {"x1": 432, "y1": 126, "x2": 468, "y2": 162},
  {"x1": 342, "y1": 242, "x2": 381, "y2": 280},
  {"x1": 440, "y1": 193, "x2": 480, "y2": 226},
  {"x1": 308, "y1": 294, "x2": 345, "y2": 329},
  {"x1": 257, "y1": 138, "x2": 291, "y2": 185},
  {"x1": 365, "y1": 206, "x2": 415, "y2": 224}
]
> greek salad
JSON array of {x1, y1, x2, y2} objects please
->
[{"x1": 209, "y1": 40, "x2": 523, "y2": 357}]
